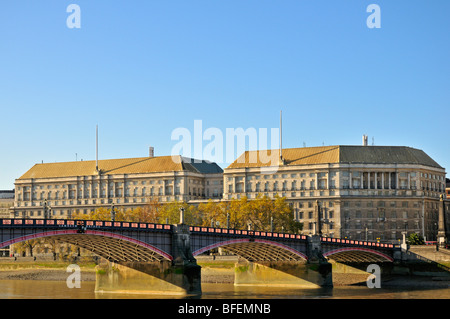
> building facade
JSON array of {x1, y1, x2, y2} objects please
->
[
  {"x1": 446, "y1": 178, "x2": 450, "y2": 199},
  {"x1": 224, "y1": 145, "x2": 449, "y2": 243},
  {"x1": 12, "y1": 155, "x2": 223, "y2": 219}
]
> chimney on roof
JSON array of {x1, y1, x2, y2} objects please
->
[
  {"x1": 149, "y1": 146, "x2": 154, "y2": 157},
  {"x1": 362, "y1": 134, "x2": 368, "y2": 146}
]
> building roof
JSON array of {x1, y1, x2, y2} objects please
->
[
  {"x1": 18, "y1": 156, "x2": 223, "y2": 180},
  {"x1": 226, "y1": 145, "x2": 443, "y2": 170},
  {"x1": 181, "y1": 157, "x2": 224, "y2": 174}
]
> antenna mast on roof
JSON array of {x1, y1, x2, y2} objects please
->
[
  {"x1": 279, "y1": 110, "x2": 285, "y2": 165},
  {"x1": 96, "y1": 125, "x2": 99, "y2": 172},
  {"x1": 280, "y1": 110, "x2": 282, "y2": 158}
]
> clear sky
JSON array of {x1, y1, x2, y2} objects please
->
[{"x1": 0, "y1": 0, "x2": 449, "y2": 189}]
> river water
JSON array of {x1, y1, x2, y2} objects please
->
[{"x1": 0, "y1": 280, "x2": 449, "y2": 299}]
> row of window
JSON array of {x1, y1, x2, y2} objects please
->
[
  {"x1": 18, "y1": 186, "x2": 223, "y2": 201},
  {"x1": 229, "y1": 172, "x2": 337, "y2": 181},
  {"x1": 296, "y1": 209, "x2": 423, "y2": 221},
  {"x1": 229, "y1": 180, "x2": 444, "y2": 193},
  {"x1": 230, "y1": 179, "x2": 335, "y2": 192},
  {"x1": 229, "y1": 171, "x2": 444, "y2": 181}
]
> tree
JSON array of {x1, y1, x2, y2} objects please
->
[
  {"x1": 135, "y1": 197, "x2": 163, "y2": 223},
  {"x1": 196, "y1": 195, "x2": 303, "y2": 233},
  {"x1": 41, "y1": 238, "x2": 60, "y2": 260},
  {"x1": 15, "y1": 239, "x2": 39, "y2": 257},
  {"x1": 158, "y1": 201, "x2": 199, "y2": 225},
  {"x1": 73, "y1": 197, "x2": 165, "y2": 223},
  {"x1": 71, "y1": 196, "x2": 303, "y2": 233},
  {"x1": 197, "y1": 200, "x2": 228, "y2": 227},
  {"x1": 224, "y1": 196, "x2": 249, "y2": 229},
  {"x1": 407, "y1": 233, "x2": 425, "y2": 245}
]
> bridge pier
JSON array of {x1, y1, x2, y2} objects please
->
[
  {"x1": 233, "y1": 235, "x2": 332, "y2": 288},
  {"x1": 95, "y1": 223, "x2": 202, "y2": 296},
  {"x1": 95, "y1": 260, "x2": 192, "y2": 295},
  {"x1": 234, "y1": 260, "x2": 330, "y2": 288},
  {"x1": 306, "y1": 235, "x2": 333, "y2": 287}
]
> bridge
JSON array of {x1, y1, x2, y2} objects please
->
[{"x1": 0, "y1": 218, "x2": 397, "y2": 295}]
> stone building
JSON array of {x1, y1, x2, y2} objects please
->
[
  {"x1": 224, "y1": 145, "x2": 448, "y2": 243},
  {"x1": 12, "y1": 155, "x2": 223, "y2": 219},
  {"x1": 0, "y1": 191, "x2": 14, "y2": 256}
]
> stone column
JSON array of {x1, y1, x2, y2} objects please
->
[
  {"x1": 374, "y1": 172, "x2": 378, "y2": 189},
  {"x1": 349, "y1": 172, "x2": 353, "y2": 189},
  {"x1": 395, "y1": 172, "x2": 399, "y2": 190},
  {"x1": 407, "y1": 173, "x2": 411, "y2": 189},
  {"x1": 389, "y1": 173, "x2": 391, "y2": 190},
  {"x1": 437, "y1": 194, "x2": 447, "y2": 247}
]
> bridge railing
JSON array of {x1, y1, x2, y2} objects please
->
[
  {"x1": 320, "y1": 236, "x2": 394, "y2": 249},
  {"x1": 0, "y1": 218, "x2": 173, "y2": 232},
  {"x1": 0, "y1": 219, "x2": 395, "y2": 250},
  {"x1": 189, "y1": 226, "x2": 394, "y2": 249},
  {"x1": 189, "y1": 226, "x2": 308, "y2": 241}
]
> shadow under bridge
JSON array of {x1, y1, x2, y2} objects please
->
[{"x1": 189, "y1": 227, "x2": 309, "y2": 261}]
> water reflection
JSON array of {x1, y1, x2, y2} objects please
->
[{"x1": 0, "y1": 280, "x2": 448, "y2": 299}]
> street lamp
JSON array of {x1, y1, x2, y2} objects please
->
[
  {"x1": 179, "y1": 207, "x2": 185, "y2": 224},
  {"x1": 43, "y1": 199, "x2": 52, "y2": 219},
  {"x1": 110, "y1": 204, "x2": 116, "y2": 222},
  {"x1": 341, "y1": 216, "x2": 351, "y2": 238}
]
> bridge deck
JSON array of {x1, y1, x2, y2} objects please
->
[{"x1": 0, "y1": 219, "x2": 397, "y2": 263}]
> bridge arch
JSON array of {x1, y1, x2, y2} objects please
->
[
  {"x1": 193, "y1": 238, "x2": 308, "y2": 261},
  {"x1": 0, "y1": 229, "x2": 172, "y2": 262},
  {"x1": 323, "y1": 247, "x2": 393, "y2": 263}
]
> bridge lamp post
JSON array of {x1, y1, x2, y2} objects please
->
[
  {"x1": 341, "y1": 216, "x2": 350, "y2": 239},
  {"x1": 179, "y1": 207, "x2": 185, "y2": 224},
  {"x1": 110, "y1": 204, "x2": 116, "y2": 222},
  {"x1": 321, "y1": 207, "x2": 332, "y2": 237},
  {"x1": 226, "y1": 213, "x2": 230, "y2": 229},
  {"x1": 43, "y1": 199, "x2": 52, "y2": 219}
]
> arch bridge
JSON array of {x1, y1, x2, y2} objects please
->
[{"x1": 0, "y1": 218, "x2": 397, "y2": 294}]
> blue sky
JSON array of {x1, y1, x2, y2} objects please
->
[{"x1": 0, "y1": 1, "x2": 449, "y2": 189}]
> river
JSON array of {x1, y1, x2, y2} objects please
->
[{"x1": 0, "y1": 280, "x2": 449, "y2": 299}]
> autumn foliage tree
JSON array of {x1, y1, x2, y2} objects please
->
[
  {"x1": 73, "y1": 195, "x2": 302, "y2": 234},
  {"x1": 197, "y1": 195, "x2": 302, "y2": 233}
]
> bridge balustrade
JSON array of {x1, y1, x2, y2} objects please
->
[
  {"x1": 189, "y1": 226, "x2": 308, "y2": 241},
  {"x1": 0, "y1": 218, "x2": 173, "y2": 232},
  {"x1": 320, "y1": 236, "x2": 394, "y2": 249}
]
